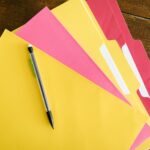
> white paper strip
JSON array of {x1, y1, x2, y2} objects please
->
[
  {"x1": 122, "y1": 43, "x2": 150, "y2": 98},
  {"x1": 100, "y1": 44, "x2": 130, "y2": 95}
]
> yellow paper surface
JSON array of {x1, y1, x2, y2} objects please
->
[
  {"x1": 0, "y1": 30, "x2": 147, "y2": 150},
  {"x1": 136, "y1": 138, "x2": 150, "y2": 150},
  {"x1": 52, "y1": 0, "x2": 149, "y2": 121}
]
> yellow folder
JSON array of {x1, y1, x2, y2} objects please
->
[
  {"x1": 52, "y1": 0, "x2": 149, "y2": 120},
  {"x1": 136, "y1": 138, "x2": 150, "y2": 150},
  {"x1": 0, "y1": 30, "x2": 147, "y2": 150}
]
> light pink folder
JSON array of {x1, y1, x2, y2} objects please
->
[
  {"x1": 15, "y1": 7, "x2": 127, "y2": 103},
  {"x1": 87, "y1": 0, "x2": 150, "y2": 100},
  {"x1": 86, "y1": 0, "x2": 150, "y2": 148},
  {"x1": 130, "y1": 124, "x2": 150, "y2": 150}
]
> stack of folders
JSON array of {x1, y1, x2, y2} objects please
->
[{"x1": 1, "y1": 0, "x2": 150, "y2": 149}]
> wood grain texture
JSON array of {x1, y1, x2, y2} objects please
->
[
  {"x1": 123, "y1": 13, "x2": 150, "y2": 57},
  {"x1": 0, "y1": 0, "x2": 149, "y2": 57},
  {"x1": 0, "y1": 0, "x2": 67, "y2": 34},
  {"x1": 117, "y1": 0, "x2": 150, "y2": 19}
]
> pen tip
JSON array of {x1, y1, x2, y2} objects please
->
[
  {"x1": 28, "y1": 44, "x2": 33, "y2": 53},
  {"x1": 47, "y1": 111, "x2": 54, "y2": 129}
]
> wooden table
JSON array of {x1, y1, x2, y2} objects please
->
[{"x1": 0, "y1": 0, "x2": 149, "y2": 57}]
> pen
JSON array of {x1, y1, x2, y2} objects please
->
[{"x1": 28, "y1": 44, "x2": 54, "y2": 129}]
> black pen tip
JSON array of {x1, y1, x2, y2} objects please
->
[
  {"x1": 47, "y1": 111, "x2": 54, "y2": 129},
  {"x1": 28, "y1": 44, "x2": 33, "y2": 53}
]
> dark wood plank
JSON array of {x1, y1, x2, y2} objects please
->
[
  {"x1": 123, "y1": 12, "x2": 150, "y2": 57},
  {"x1": 117, "y1": 0, "x2": 150, "y2": 19},
  {"x1": 0, "y1": 0, "x2": 67, "y2": 35}
]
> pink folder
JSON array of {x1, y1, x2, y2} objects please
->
[
  {"x1": 86, "y1": 0, "x2": 150, "y2": 148},
  {"x1": 130, "y1": 124, "x2": 150, "y2": 150},
  {"x1": 15, "y1": 7, "x2": 127, "y2": 103},
  {"x1": 87, "y1": 0, "x2": 150, "y2": 99}
]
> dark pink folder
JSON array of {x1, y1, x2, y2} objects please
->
[{"x1": 87, "y1": 0, "x2": 150, "y2": 100}]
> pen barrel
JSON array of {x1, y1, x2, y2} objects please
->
[
  {"x1": 30, "y1": 52, "x2": 51, "y2": 112},
  {"x1": 28, "y1": 46, "x2": 54, "y2": 128}
]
